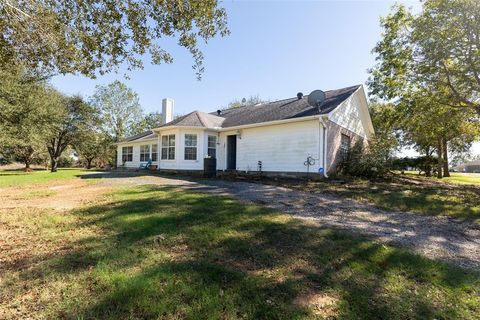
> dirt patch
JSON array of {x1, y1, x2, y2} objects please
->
[
  {"x1": 295, "y1": 291, "x2": 339, "y2": 317},
  {"x1": 0, "y1": 179, "x2": 113, "y2": 210}
]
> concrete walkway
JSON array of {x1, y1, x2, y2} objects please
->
[{"x1": 91, "y1": 172, "x2": 480, "y2": 270}]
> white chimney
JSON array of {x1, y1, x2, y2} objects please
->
[{"x1": 161, "y1": 98, "x2": 174, "y2": 125}]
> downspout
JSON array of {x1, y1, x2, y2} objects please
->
[
  {"x1": 319, "y1": 117, "x2": 329, "y2": 178},
  {"x1": 156, "y1": 130, "x2": 161, "y2": 170}
]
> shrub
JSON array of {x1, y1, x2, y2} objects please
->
[{"x1": 337, "y1": 140, "x2": 390, "y2": 179}]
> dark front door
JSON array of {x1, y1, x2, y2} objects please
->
[{"x1": 227, "y1": 135, "x2": 237, "y2": 170}]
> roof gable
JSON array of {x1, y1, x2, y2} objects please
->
[
  {"x1": 328, "y1": 86, "x2": 374, "y2": 138},
  {"x1": 159, "y1": 111, "x2": 224, "y2": 128}
]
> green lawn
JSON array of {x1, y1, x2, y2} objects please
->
[
  {"x1": 0, "y1": 168, "x2": 93, "y2": 187},
  {"x1": 1, "y1": 174, "x2": 479, "y2": 319},
  {"x1": 400, "y1": 171, "x2": 480, "y2": 186}
]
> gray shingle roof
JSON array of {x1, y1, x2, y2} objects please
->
[
  {"x1": 159, "y1": 111, "x2": 224, "y2": 128},
  {"x1": 119, "y1": 131, "x2": 156, "y2": 142},
  {"x1": 120, "y1": 85, "x2": 361, "y2": 142},
  {"x1": 215, "y1": 85, "x2": 361, "y2": 128}
]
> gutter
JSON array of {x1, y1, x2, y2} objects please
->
[{"x1": 216, "y1": 115, "x2": 320, "y2": 132}]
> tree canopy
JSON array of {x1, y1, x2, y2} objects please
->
[
  {"x1": 225, "y1": 95, "x2": 269, "y2": 109},
  {"x1": 369, "y1": 0, "x2": 480, "y2": 115},
  {"x1": 90, "y1": 81, "x2": 143, "y2": 142},
  {"x1": 368, "y1": 0, "x2": 480, "y2": 178},
  {"x1": 0, "y1": 0, "x2": 229, "y2": 79}
]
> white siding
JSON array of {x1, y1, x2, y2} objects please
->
[
  {"x1": 329, "y1": 88, "x2": 368, "y2": 138},
  {"x1": 117, "y1": 139, "x2": 158, "y2": 168},
  {"x1": 217, "y1": 120, "x2": 323, "y2": 173},
  {"x1": 174, "y1": 128, "x2": 205, "y2": 170}
]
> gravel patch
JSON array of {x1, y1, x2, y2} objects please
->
[{"x1": 87, "y1": 172, "x2": 480, "y2": 270}]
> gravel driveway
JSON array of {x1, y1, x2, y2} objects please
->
[{"x1": 89, "y1": 172, "x2": 480, "y2": 270}]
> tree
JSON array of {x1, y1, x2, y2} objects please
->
[
  {"x1": 369, "y1": 0, "x2": 480, "y2": 115},
  {"x1": 412, "y1": 0, "x2": 480, "y2": 116},
  {"x1": 75, "y1": 131, "x2": 104, "y2": 169},
  {"x1": 131, "y1": 111, "x2": 163, "y2": 135},
  {"x1": 368, "y1": 2, "x2": 480, "y2": 178},
  {"x1": 46, "y1": 94, "x2": 99, "y2": 172},
  {"x1": 369, "y1": 102, "x2": 402, "y2": 161},
  {"x1": 90, "y1": 81, "x2": 143, "y2": 142},
  {"x1": 226, "y1": 95, "x2": 268, "y2": 109},
  {"x1": 0, "y1": 0, "x2": 229, "y2": 79},
  {"x1": 0, "y1": 64, "x2": 52, "y2": 169}
]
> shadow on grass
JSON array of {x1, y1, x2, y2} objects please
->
[
  {"x1": 16, "y1": 185, "x2": 480, "y2": 319},
  {"x1": 286, "y1": 178, "x2": 480, "y2": 222}
]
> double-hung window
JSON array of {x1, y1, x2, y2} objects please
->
[
  {"x1": 207, "y1": 135, "x2": 217, "y2": 158},
  {"x1": 184, "y1": 134, "x2": 197, "y2": 160},
  {"x1": 122, "y1": 146, "x2": 133, "y2": 162},
  {"x1": 140, "y1": 145, "x2": 150, "y2": 162},
  {"x1": 161, "y1": 135, "x2": 175, "y2": 160},
  {"x1": 151, "y1": 144, "x2": 158, "y2": 161},
  {"x1": 340, "y1": 134, "x2": 351, "y2": 155}
]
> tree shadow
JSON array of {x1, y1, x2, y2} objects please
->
[{"x1": 8, "y1": 185, "x2": 479, "y2": 319}]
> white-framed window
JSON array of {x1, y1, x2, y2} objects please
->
[
  {"x1": 140, "y1": 145, "x2": 150, "y2": 162},
  {"x1": 184, "y1": 134, "x2": 197, "y2": 160},
  {"x1": 340, "y1": 134, "x2": 351, "y2": 155},
  {"x1": 161, "y1": 135, "x2": 175, "y2": 160},
  {"x1": 207, "y1": 135, "x2": 217, "y2": 158},
  {"x1": 122, "y1": 146, "x2": 133, "y2": 162},
  {"x1": 151, "y1": 144, "x2": 158, "y2": 162}
]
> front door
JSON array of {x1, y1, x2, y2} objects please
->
[{"x1": 227, "y1": 135, "x2": 237, "y2": 170}]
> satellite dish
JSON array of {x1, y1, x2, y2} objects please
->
[{"x1": 307, "y1": 90, "x2": 326, "y2": 107}]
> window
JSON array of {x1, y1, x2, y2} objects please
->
[
  {"x1": 184, "y1": 134, "x2": 197, "y2": 160},
  {"x1": 208, "y1": 135, "x2": 217, "y2": 158},
  {"x1": 151, "y1": 144, "x2": 158, "y2": 162},
  {"x1": 161, "y1": 135, "x2": 175, "y2": 160},
  {"x1": 340, "y1": 134, "x2": 351, "y2": 155},
  {"x1": 122, "y1": 146, "x2": 133, "y2": 162},
  {"x1": 140, "y1": 145, "x2": 150, "y2": 162}
]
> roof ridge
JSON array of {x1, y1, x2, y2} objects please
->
[
  {"x1": 216, "y1": 85, "x2": 362, "y2": 114},
  {"x1": 195, "y1": 111, "x2": 207, "y2": 127}
]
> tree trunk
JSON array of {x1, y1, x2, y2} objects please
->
[
  {"x1": 436, "y1": 138, "x2": 443, "y2": 179},
  {"x1": 86, "y1": 158, "x2": 93, "y2": 169},
  {"x1": 24, "y1": 160, "x2": 30, "y2": 169},
  {"x1": 51, "y1": 157, "x2": 59, "y2": 172},
  {"x1": 442, "y1": 138, "x2": 450, "y2": 177}
]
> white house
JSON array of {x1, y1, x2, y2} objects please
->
[{"x1": 116, "y1": 85, "x2": 374, "y2": 177}]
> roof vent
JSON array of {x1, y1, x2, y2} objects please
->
[
  {"x1": 217, "y1": 109, "x2": 222, "y2": 116},
  {"x1": 297, "y1": 92, "x2": 303, "y2": 100}
]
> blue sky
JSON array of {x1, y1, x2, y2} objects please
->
[{"x1": 51, "y1": 0, "x2": 479, "y2": 156}]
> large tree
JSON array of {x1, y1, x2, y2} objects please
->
[
  {"x1": 412, "y1": 0, "x2": 480, "y2": 115},
  {"x1": 131, "y1": 111, "x2": 164, "y2": 134},
  {"x1": 368, "y1": 1, "x2": 480, "y2": 178},
  {"x1": 46, "y1": 94, "x2": 98, "y2": 172},
  {"x1": 0, "y1": 64, "x2": 52, "y2": 169},
  {"x1": 75, "y1": 131, "x2": 104, "y2": 169},
  {"x1": 90, "y1": 81, "x2": 143, "y2": 142},
  {"x1": 0, "y1": 0, "x2": 229, "y2": 79},
  {"x1": 369, "y1": 0, "x2": 480, "y2": 115}
]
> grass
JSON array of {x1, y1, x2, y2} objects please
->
[
  {"x1": 1, "y1": 176, "x2": 479, "y2": 319},
  {"x1": 399, "y1": 171, "x2": 480, "y2": 186},
  {"x1": 0, "y1": 168, "x2": 94, "y2": 187},
  {"x1": 269, "y1": 175, "x2": 480, "y2": 223}
]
